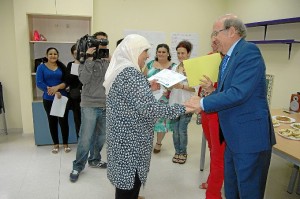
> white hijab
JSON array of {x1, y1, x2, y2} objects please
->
[{"x1": 103, "y1": 34, "x2": 151, "y2": 95}]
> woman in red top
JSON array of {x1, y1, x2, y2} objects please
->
[{"x1": 198, "y1": 40, "x2": 225, "y2": 199}]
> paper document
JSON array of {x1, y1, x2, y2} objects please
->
[
  {"x1": 148, "y1": 69, "x2": 186, "y2": 88},
  {"x1": 183, "y1": 53, "x2": 221, "y2": 87},
  {"x1": 152, "y1": 87, "x2": 164, "y2": 100},
  {"x1": 70, "y1": 63, "x2": 79, "y2": 76},
  {"x1": 50, "y1": 95, "x2": 68, "y2": 117}
]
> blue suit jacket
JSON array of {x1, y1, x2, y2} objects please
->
[{"x1": 203, "y1": 39, "x2": 276, "y2": 153}]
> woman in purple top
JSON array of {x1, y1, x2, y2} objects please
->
[{"x1": 36, "y1": 47, "x2": 71, "y2": 154}]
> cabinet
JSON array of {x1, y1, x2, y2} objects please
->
[
  {"x1": 32, "y1": 102, "x2": 77, "y2": 145},
  {"x1": 245, "y1": 17, "x2": 300, "y2": 59},
  {"x1": 28, "y1": 14, "x2": 91, "y2": 100},
  {"x1": 28, "y1": 14, "x2": 91, "y2": 145}
]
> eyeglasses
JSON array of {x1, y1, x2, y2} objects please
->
[{"x1": 211, "y1": 28, "x2": 227, "y2": 37}]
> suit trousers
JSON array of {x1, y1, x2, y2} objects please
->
[
  {"x1": 202, "y1": 112, "x2": 225, "y2": 199},
  {"x1": 224, "y1": 147, "x2": 272, "y2": 199}
]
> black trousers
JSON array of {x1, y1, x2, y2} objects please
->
[
  {"x1": 43, "y1": 99, "x2": 69, "y2": 145},
  {"x1": 115, "y1": 172, "x2": 141, "y2": 199},
  {"x1": 68, "y1": 98, "x2": 81, "y2": 138}
]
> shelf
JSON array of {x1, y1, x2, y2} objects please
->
[
  {"x1": 245, "y1": 17, "x2": 300, "y2": 27},
  {"x1": 248, "y1": 39, "x2": 300, "y2": 44},
  {"x1": 248, "y1": 39, "x2": 300, "y2": 59},
  {"x1": 245, "y1": 17, "x2": 300, "y2": 59},
  {"x1": 245, "y1": 17, "x2": 300, "y2": 40}
]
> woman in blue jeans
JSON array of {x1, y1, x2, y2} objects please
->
[{"x1": 169, "y1": 40, "x2": 195, "y2": 164}]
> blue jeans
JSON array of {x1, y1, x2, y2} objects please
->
[
  {"x1": 172, "y1": 113, "x2": 192, "y2": 154},
  {"x1": 73, "y1": 107, "x2": 106, "y2": 172}
]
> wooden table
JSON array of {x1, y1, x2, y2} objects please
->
[{"x1": 271, "y1": 109, "x2": 300, "y2": 194}]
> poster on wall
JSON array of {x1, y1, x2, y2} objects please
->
[
  {"x1": 124, "y1": 29, "x2": 166, "y2": 63},
  {"x1": 170, "y1": 32, "x2": 199, "y2": 64}
]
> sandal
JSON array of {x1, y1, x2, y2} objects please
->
[
  {"x1": 64, "y1": 147, "x2": 71, "y2": 153},
  {"x1": 172, "y1": 154, "x2": 180, "y2": 163},
  {"x1": 51, "y1": 145, "x2": 59, "y2": 154},
  {"x1": 153, "y1": 143, "x2": 162, "y2": 154},
  {"x1": 63, "y1": 145, "x2": 71, "y2": 153},
  {"x1": 199, "y1": 182, "x2": 208, "y2": 189},
  {"x1": 177, "y1": 154, "x2": 187, "y2": 164}
]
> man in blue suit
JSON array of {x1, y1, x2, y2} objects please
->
[{"x1": 186, "y1": 14, "x2": 276, "y2": 199}]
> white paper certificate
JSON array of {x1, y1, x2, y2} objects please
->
[
  {"x1": 148, "y1": 69, "x2": 186, "y2": 88},
  {"x1": 50, "y1": 95, "x2": 68, "y2": 117},
  {"x1": 70, "y1": 63, "x2": 79, "y2": 76}
]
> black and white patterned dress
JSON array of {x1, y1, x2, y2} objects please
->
[{"x1": 106, "y1": 67, "x2": 185, "y2": 190}]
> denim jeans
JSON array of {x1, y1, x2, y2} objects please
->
[
  {"x1": 73, "y1": 107, "x2": 106, "y2": 172},
  {"x1": 172, "y1": 113, "x2": 192, "y2": 154}
]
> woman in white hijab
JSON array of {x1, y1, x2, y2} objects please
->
[{"x1": 104, "y1": 34, "x2": 191, "y2": 199}]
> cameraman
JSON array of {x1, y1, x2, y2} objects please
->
[
  {"x1": 94, "y1": 31, "x2": 111, "y2": 61},
  {"x1": 70, "y1": 31, "x2": 110, "y2": 183}
]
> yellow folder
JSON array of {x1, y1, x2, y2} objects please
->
[{"x1": 183, "y1": 53, "x2": 221, "y2": 87}]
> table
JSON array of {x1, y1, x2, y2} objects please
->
[
  {"x1": 271, "y1": 109, "x2": 300, "y2": 194},
  {"x1": 199, "y1": 109, "x2": 300, "y2": 194}
]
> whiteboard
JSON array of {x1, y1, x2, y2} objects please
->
[
  {"x1": 170, "y1": 32, "x2": 200, "y2": 64},
  {"x1": 124, "y1": 29, "x2": 166, "y2": 63}
]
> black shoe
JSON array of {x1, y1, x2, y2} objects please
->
[
  {"x1": 89, "y1": 161, "x2": 107, "y2": 168},
  {"x1": 70, "y1": 170, "x2": 79, "y2": 182}
]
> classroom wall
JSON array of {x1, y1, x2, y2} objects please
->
[
  {"x1": 93, "y1": 0, "x2": 226, "y2": 56},
  {"x1": 0, "y1": 0, "x2": 22, "y2": 132},
  {"x1": 226, "y1": 0, "x2": 300, "y2": 109}
]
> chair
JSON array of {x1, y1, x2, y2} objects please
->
[
  {"x1": 266, "y1": 74, "x2": 274, "y2": 106},
  {"x1": 0, "y1": 82, "x2": 7, "y2": 135}
]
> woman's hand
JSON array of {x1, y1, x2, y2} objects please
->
[
  {"x1": 55, "y1": 92, "x2": 62, "y2": 99},
  {"x1": 150, "y1": 80, "x2": 160, "y2": 91},
  {"x1": 200, "y1": 75, "x2": 215, "y2": 94},
  {"x1": 47, "y1": 86, "x2": 59, "y2": 96},
  {"x1": 172, "y1": 83, "x2": 183, "y2": 90}
]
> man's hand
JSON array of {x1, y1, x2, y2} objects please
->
[{"x1": 184, "y1": 96, "x2": 203, "y2": 113}]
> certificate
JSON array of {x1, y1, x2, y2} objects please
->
[
  {"x1": 148, "y1": 69, "x2": 186, "y2": 88},
  {"x1": 50, "y1": 95, "x2": 68, "y2": 117},
  {"x1": 183, "y1": 53, "x2": 221, "y2": 87}
]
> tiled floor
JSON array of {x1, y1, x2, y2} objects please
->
[{"x1": 0, "y1": 117, "x2": 300, "y2": 199}]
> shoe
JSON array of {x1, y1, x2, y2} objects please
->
[
  {"x1": 64, "y1": 147, "x2": 71, "y2": 153},
  {"x1": 70, "y1": 170, "x2": 79, "y2": 182},
  {"x1": 51, "y1": 146, "x2": 59, "y2": 154},
  {"x1": 89, "y1": 161, "x2": 107, "y2": 168},
  {"x1": 199, "y1": 182, "x2": 208, "y2": 189},
  {"x1": 177, "y1": 154, "x2": 187, "y2": 164},
  {"x1": 153, "y1": 143, "x2": 162, "y2": 154},
  {"x1": 172, "y1": 154, "x2": 180, "y2": 163},
  {"x1": 138, "y1": 196, "x2": 145, "y2": 199}
]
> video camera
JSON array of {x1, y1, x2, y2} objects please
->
[{"x1": 76, "y1": 34, "x2": 109, "y2": 63}]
